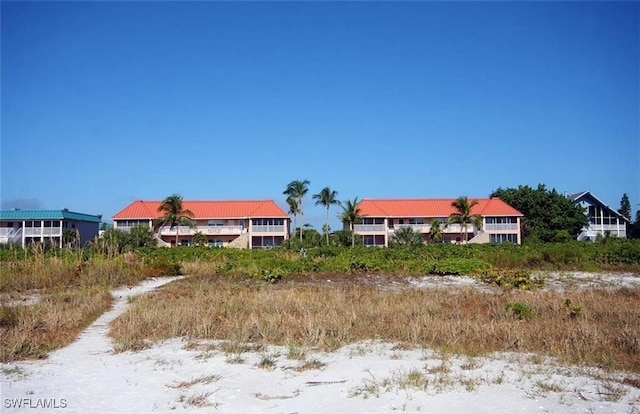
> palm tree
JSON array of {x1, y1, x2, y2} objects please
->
[
  {"x1": 429, "y1": 219, "x2": 444, "y2": 243},
  {"x1": 62, "y1": 228, "x2": 80, "y2": 248},
  {"x1": 283, "y1": 179, "x2": 310, "y2": 242},
  {"x1": 286, "y1": 196, "x2": 300, "y2": 238},
  {"x1": 390, "y1": 226, "x2": 424, "y2": 247},
  {"x1": 313, "y1": 186, "x2": 339, "y2": 245},
  {"x1": 339, "y1": 197, "x2": 361, "y2": 247},
  {"x1": 447, "y1": 196, "x2": 483, "y2": 244},
  {"x1": 154, "y1": 194, "x2": 195, "y2": 247}
]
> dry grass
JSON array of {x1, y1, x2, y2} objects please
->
[
  {"x1": 109, "y1": 276, "x2": 640, "y2": 372},
  {"x1": 0, "y1": 289, "x2": 112, "y2": 361},
  {"x1": 0, "y1": 255, "x2": 147, "y2": 293}
]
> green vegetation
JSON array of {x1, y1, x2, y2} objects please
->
[
  {"x1": 3, "y1": 239, "x2": 640, "y2": 284},
  {"x1": 491, "y1": 184, "x2": 589, "y2": 242},
  {"x1": 505, "y1": 302, "x2": 535, "y2": 320},
  {"x1": 389, "y1": 227, "x2": 424, "y2": 247}
]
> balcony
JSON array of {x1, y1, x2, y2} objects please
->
[
  {"x1": 392, "y1": 224, "x2": 429, "y2": 233},
  {"x1": 251, "y1": 225, "x2": 286, "y2": 233},
  {"x1": 160, "y1": 225, "x2": 244, "y2": 236},
  {"x1": 23, "y1": 227, "x2": 62, "y2": 237},
  {"x1": 0, "y1": 228, "x2": 16, "y2": 237},
  {"x1": 354, "y1": 224, "x2": 385, "y2": 232},
  {"x1": 442, "y1": 223, "x2": 478, "y2": 233},
  {"x1": 484, "y1": 223, "x2": 519, "y2": 232}
]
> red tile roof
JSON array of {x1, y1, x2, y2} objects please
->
[
  {"x1": 112, "y1": 200, "x2": 288, "y2": 220},
  {"x1": 357, "y1": 198, "x2": 522, "y2": 217}
]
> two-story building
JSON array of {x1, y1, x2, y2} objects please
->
[
  {"x1": 112, "y1": 199, "x2": 289, "y2": 249},
  {"x1": 569, "y1": 191, "x2": 629, "y2": 240},
  {"x1": 350, "y1": 198, "x2": 523, "y2": 246},
  {"x1": 0, "y1": 209, "x2": 102, "y2": 248}
]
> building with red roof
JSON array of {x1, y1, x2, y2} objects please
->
[
  {"x1": 350, "y1": 197, "x2": 523, "y2": 246},
  {"x1": 112, "y1": 199, "x2": 289, "y2": 249}
]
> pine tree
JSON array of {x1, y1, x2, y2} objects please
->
[{"x1": 618, "y1": 193, "x2": 632, "y2": 220}]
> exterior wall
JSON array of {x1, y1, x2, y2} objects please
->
[{"x1": 70, "y1": 220, "x2": 99, "y2": 247}]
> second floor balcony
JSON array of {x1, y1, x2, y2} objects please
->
[
  {"x1": 160, "y1": 225, "x2": 244, "y2": 236},
  {"x1": 23, "y1": 227, "x2": 63, "y2": 237},
  {"x1": 484, "y1": 223, "x2": 519, "y2": 232},
  {"x1": 252, "y1": 224, "x2": 286, "y2": 233},
  {"x1": 354, "y1": 224, "x2": 386, "y2": 232}
]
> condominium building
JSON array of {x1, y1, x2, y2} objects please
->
[
  {"x1": 350, "y1": 198, "x2": 523, "y2": 246},
  {"x1": 112, "y1": 199, "x2": 289, "y2": 249},
  {"x1": 0, "y1": 209, "x2": 101, "y2": 248}
]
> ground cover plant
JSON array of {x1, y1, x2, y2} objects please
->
[
  {"x1": 134, "y1": 239, "x2": 640, "y2": 276},
  {"x1": 110, "y1": 275, "x2": 640, "y2": 372}
]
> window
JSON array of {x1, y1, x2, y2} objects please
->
[
  {"x1": 208, "y1": 220, "x2": 224, "y2": 227},
  {"x1": 363, "y1": 235, "x2": 375, "y2": 246},
  {"x1": 252, "y1": 218, "x2": 284, "y2": 226},
  {"x1": 486, "y1": 217, "x2": 516, "y2": 224},
  {"x1": 490, "y1": 234, "x2": 518, "y2": 243},
  {"x1": 362, "y1": 218, "x2": 383, "y2": 225},
  {"x1": 180, "y1": 239, "x2": 190, "y2": 246},
  {"x1": 408, "y1": 218, "x2": 424, "y2": 225},
  {"x1": 208, "y1": 239, "x2": 224, "y2": 247}
]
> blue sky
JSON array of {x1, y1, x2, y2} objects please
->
[{"x1": 2, "y1": 1, "x2": 638, "y2": 230}]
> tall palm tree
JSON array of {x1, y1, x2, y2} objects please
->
[
  {"x1": 283, "y1": 179, "x2": 310, "y2": 242},
  {"x1": 339, "y1": 197, "x2": 361, "y2": 247},
  {"x1": 286, "y1": 196, "x2": 300, "y2": 239},
  {"x1": 313, "y1": 186, "x2": 339, "y2": 245},
  {"x1": 447, "y1": 196, "x2": 483, "y2": 244},
  {"x1": 154, "y1": 194, "x2": 195, "y2": 247}
]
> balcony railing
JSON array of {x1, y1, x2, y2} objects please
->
[
  {"x1": 0, "y1": 228, "x2": 16, "y2": 237},
  {"x1": 23, "y1": 227, "x2": 62, "y2": 237},
  {"x1": 392, "y1": 224, "x2": 429, "y2": 232},
  {"x1": 252, "y1": 225, "x2": 286, "y2": 233},
  {"x1": 354, "y1": 224, "x2": 386, "y2": 232},
  {"x1": 485, "y1": 223, "x2": 519, "y2": 231},
  {"x1": 441, "y1": 224, "x2": 479, "y2": 233},
  {"x1": 160, "y1": 225, "x2": 244, "y2": 236}
]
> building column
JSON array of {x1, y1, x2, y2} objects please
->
[
  {"x1": 384, "y1": 218, "x2": 389, "y2": 247},
  {"x1": 22, "y1": 220, "x2": 26, "y2": 248},
  {"x1": 40, "y1": 220, "x2": 44, "y2": 243},
  {"x1": 600, "y1": 207, "x2": 604, "y2": 237},
  {"x1": 248, "y1": 219, "x2": 252, "y2": 249},
  {"x1": 517, "y1": 217, "x2": 522, "y2": 245},
  {"x1": 59, "y1": 220, "x2": 63, "y2": 248}
]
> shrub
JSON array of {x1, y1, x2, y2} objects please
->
[
  {"x1": 505, "y1": 302, "x2": 535, "y2": 320},
  {"x1": 564, "y1": 299, "x2": 583, "y2": 319},
  {"x1": 258, "y1": 269, "x2": 283, "y2": 283},
  {"x1": 427, "y1": 258, "x2": 491, "y2": 276},
  {"x1": 477, "y1": 267, "x2": 544, "y2": 290}
]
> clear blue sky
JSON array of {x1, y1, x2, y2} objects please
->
[{"x1": 2, "y1": 1, "x2": 638, "y2": 230}]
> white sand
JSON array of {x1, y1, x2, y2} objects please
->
[{"x1": 2, "y1": 275, "x2": 639, "y2": 413}]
